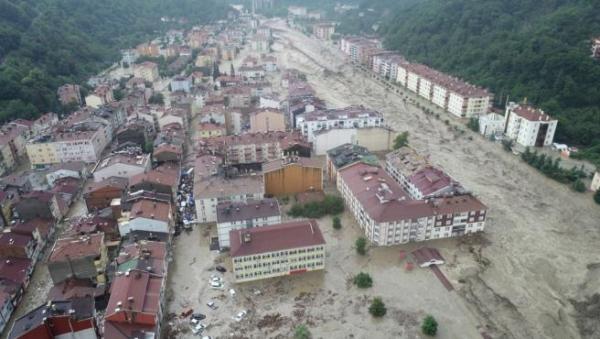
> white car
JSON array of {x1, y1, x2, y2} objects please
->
[
  {"x1": 210, "y1": 281, "x2": 223, "y2": 289},
  {"x1": 233, "y1": 310, "x2": 247, "y2": 322},
  {"x1": 228, "y1": 288, "x2": 236, "y2": 297}
]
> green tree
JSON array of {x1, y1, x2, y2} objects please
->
[
  {"x1": 355, "y1": 237, "x2": 367, "y2": 255},
  {"x1": 572, "y1": 179, "x2": 586, "y2": 193},
  {"x1": 332, "y1": 216, "x2": 342, "y2": 230},
  {"x1": 368, "y1": 297, "x2": 386, "y2": 317},
  {"x1": 467, "y1": 117, "x2": 479, "y2": 132},
  {"x1": 294, "y1": 324, "x2": 311, "y2": 339},
  {"x1": 421, "y1": 315, "x2": 438, "y2": 336},
  {"x1": 148, "y1": 93, "x2": 164, "y2": 105},
  {"x1": 353, "y1": 272, "x2": 373, "y2": 288},
  {"x1": 594, "y1": 189, "x2": 600, "y2": 205},
  {"x1": 113, "y1": 89, "x2": 124, "y2": 101},
  {"x1": 393, "y1": 131, "x2": 409, "y2": 149},
  {"x1": 144, "y1": 140, "x2": 154, "y2": 153}
]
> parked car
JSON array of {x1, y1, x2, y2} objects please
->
[
  {"x1": 192, "y1": 313, "x2": 206, "y2": 320},
  {"x1": 191, "y1": 323, "x2": 205, "y2": 335},
  {"x1": 216, "y1": 265, "x2": 227, "y2": 273},
  {"x1": 207, "y1": 301, "x2": 217, "y2": 310},
  {"x1": 233, "y1": 310, "x2": 247, "y2": 322}
]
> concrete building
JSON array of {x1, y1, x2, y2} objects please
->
[
  {"x1": 337, "y1": 162, "x2": 487, "y2": 245},
  {"x1": 133, "y1": 61, "x2": 160, "y2": 82},
  {"x1": 118, "y1": 199, "x2": 172, "y2": 236},
  {"x1": 296, "y1": 106, "x2": 385, "y2": 142},
  {"x1": 57, "y1": 84, "x2": 82, "y2": 106},
  {"x1": 83, "y1": 177, "x2": 128, "y2": 211},
  {"x1": 250, "y1": 109, "x2": 286, "y2": 133},
  {"x1": 194, "y1": 175, "x2": 264, "y2": 223},
  {"x1": 231, "y1": 219, "x2": 325, "y2": 283},
  {"x1": 216, "y1": 199, "x2": 281, "y2": 248},
  {"x1": 313, "y1": 126, "x2": 395, "y2": 155},
  {"x1": 9, "y1": 298, "x2": 98, "y2": 339},
  {"x1": 504, "y1": 102, "x2": 557, "y2": 148},
  {"x1": 93, "y1": 153, "x2": 151, "y2": 182},
  {"x1": 479, "y1": 112, "x2": 506, "y2": 137},
  {"x1": 313, "y1": 23, "x2": 335, "y2": 40},
  {"x1": 26, "y1": 123, "x2": 110, "y2": 168},
  {"x1": 85, "y1": 85, "x2": 114, "y2": 108},
  {"x1": 263, "y1": 157, "x2": 323, "y2": 197},
  {"x1": 385, "y1": 147, "x2": 466, "y2": 200},
  {"x1": 325, "y1": 143, "x2": 379, "y2": 182},
  {"x1": 45, "y1": 162, "x2": 88, "y2": 187},
  {"x1": 170, "y1": 76, "x2": 192, "y2": 93},
  {"x1": 47, "y1": 233, "x2": 107, "y2": 286},
  {"x1": 14, "y1": 191, "x2": 62, "y2": 222}
]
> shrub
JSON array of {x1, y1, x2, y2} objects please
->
[
  {"x1": 368, "y1": 297, "x2": 386, "y2": 317},
  {"x1": 353, "y1": 272, "x2": 373, "y2": 288},
  {"x1": 287, "y1": 195, "x2": 344, "y2": 218},
  {"x1": 332, "y1": 216, "x2": 342, "y2": 230},
  {"x1": 421, "y1": 315, "x2": 438, "y2": 336},
  {"x1": 294, "y1": 324, "x2": 311, "y2": 339},
  {"x1": 355, "y1": 237, "x2": 367, "y2": 255},
  {"x1": 572, "y1": 179, "x2": 586, "y2": 192},
  {"x1": 594, "y1": 190, "x2": 600, "y2": 204}
]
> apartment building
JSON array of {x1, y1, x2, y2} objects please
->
[
  {"x1": 296, "y1": 106, "x2": 385, "y2": 142},
  {"x1": 216, "y1": 199, "x2": 281, "y2": 248},
  {"x1": 337, "y1": 162, "x2": 487, "y2": 245},
  {"x1": 92, "y1": 153, "x2": 151, "y2": 182},
  {"x1": 263, "y1": 157, "x2": 323, "y2": 196},
  {"x1": 47, "y1": 233, "x2": 107, "y2": 286},
  {"x1": 339, "y1": 36, "x2": 382, "y2": 64},
  {"x1": 325, "y1": 143, "x2": 379, "y2": 182},
  {"x1": 313, "y1": 126, "x2": 395, "y2": 155},
  {"x1": 503, "y1": 102, "x2": 557, "y2": 148},
  {"x1": 199, "y1": 131, "x2": 311, "y2": 165},
  {"x1": 133, "y1": 61, "x2": 160, "y2": 82},
  {"x1": 194, "y1": 174, "x2": 264, "y2": 223},
  {"x1": 313, "y1": 23, "x2": 335, "y2": 40},
  {"x1": 249, "y1": 109, "x2": 286, "y2": 133},
  {"x1": 385, "y1": 147, "x2": 466, "y2": 200},
  {"x1": 231, "y1": 219, "x2": 326, "y2": 283},
  {"x1": 26, "y1": 123, "x2": 109, "y2": 168},
  {"x1": 372, "y1": 53, "x2": 406, "y2": 80}
]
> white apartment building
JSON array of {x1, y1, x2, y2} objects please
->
[
  {"x1": 216, "y1": 199, "x2": 281, "y2": 248},
  {"x1": 447, "y1": 89, "x2": 491, "y2": 118},
  {"x1": 337, "y1": 162, "x2": 487, "y2": 245},
  {"x1": 231, "y1": 219, "x2": 326, "y2": 283},
  {"x1": 92, "y1": 153, "x2": 151, "y2": 182},
  {"x1": 296, "y1": 106, "x2": 385, "y2": 142},
  {"x1": 479, "y1": 113, "x2": 505, "y2": 137},
  {"x1": 504, "y1": 102, "x2": 557, "y2": 147},
  {"x1": 194, "y1": 175, "x2": 265, "y2": 223}
]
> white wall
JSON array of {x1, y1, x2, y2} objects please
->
[{"x1": 119, "y1": 218, "x2": 169, "y2": 236}]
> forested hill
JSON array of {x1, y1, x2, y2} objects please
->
[
  {"x1": 338, "y1": 0, "x2": 600, "y2": 164},
  {"x1": 0, "y1": 0, "x2": 228, "y2": 121}
]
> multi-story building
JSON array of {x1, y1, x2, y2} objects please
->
[
  {"x1": 250, "y1": 109, "x2": 286, "y2": 133},
  {"x1": 337, "y1": 162, "x2": 487, "y2": 245},
  {"x1": 313, "y1": 23, "x2": 335, "y2": 40},
  {"x1": 325, "y1": 143, "x2": 379, "y2": 182},
  {"x1": 26, "y1": 123, "x2": 109, "y2": 168},
  {"x1": 216, "y1": 199, "x2": 281, "y2": 248},
  {"x1": 372, "y1": 53, "x2": 406, "y2": 80},
  {"x1": 85, "y1": 85, "x2": 114, "y2": 109},
  {"x1": 84, "y1": 177, "x2": 128, "y2": 211},
  {"x1": 199, "y1": 131, "x2": 311, "y2": 166},
  {"x1": 296, "y1": 106, "x2": 385, "y2": 142},
  {"x1": 194, "y1": 175, "x2": 264, "y2": 223},
  {"x1": 503, "y1": 102, "x2": 558, "y2": 148},
  {"x1": 231, "y1": 219, "x2": 326, "y2": 283},
  {"x1": 170, "y1": 76, "x2": 191, "y2": 93},
  {"x1": 57, "y1": 84, "x2": 82, "y2": 106},
  {"x1": 118, "y1": 199, "x2": 172, "y2": 236},
  {"x1": 478, "y1": 112, "x2": 506, "y2": 137},
  {"x1": 47, "y1": 233, "x2": 107, "y2": 286},
  {"x1": 339, "y1": 36, "x2": 382, "y2": 64},
  {"x1": 313, "y1": 126, "x2": 395, "y2": 155},
  {"x1": 263, "y1": 157, "x2": 323, "y2": 196},
  {"x1": 9, "y1": 298, "x2": 98, "y2": 339},
  {"x1": 133, "y1": 61, "x2": 160, "y2": 82},
  {"x1": 385, "y1": 147, "x2": 466, "y2": 200},
  {"x1": 92, "y1": 153, "x2": 151, "y2": 182}
]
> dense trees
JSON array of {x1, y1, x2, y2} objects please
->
[
  {"x1": 338, "y1": 0, "x2": 600, "y2": 165},
  {"x1": 0, "y1": 0, "x2": 227, "y2": 122},
  {"x1": 287, "y1": 195, "x2": 344, "y2": 218}
]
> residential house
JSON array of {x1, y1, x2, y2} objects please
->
[
  {"x1": 9, "y1": 297, "x2": 98, "y2": 339},
  {"x1": 0, "y1": 232, "x2": 36, "y2": 261},
  {"x1": 231, "y1": 219, "x2": 326, "y2": 283},
  {"x1": 216, "y1": 199, "x2": 281, "y2": 248},
  {"x1": 118, "y1": 199, "x2": 172, "y2": 236},
  {"x1": 129, "y1": 165, "x2": 179, "y2": 196},
  {"x1": 57, "y1": 84, "x2": 82, "y2": 106},
  {"x1": 93, "y1": 153, "x2": 151, "y2": 182},
  {"x1": 504, "y1": 102, "x2": 558, "y2": 148},
  {"x1": 153, "y1": 144, "x2": 183, "y2": 163},
  {"x1": 14, "y1": 191, "x2": 62, "y2": 221},
  {"x1": 84, "y1": 177, "x2": 128, "y2": 211},
  {"x1": 11, "y1": 219, "x2": 53, "y2": 252},
  {"x1": 45, "y1": 162, "x2": 88, "y2": 187},
  {"x1": 263, "y1": 157, "x2": 323, "y2": 196},
  {"x1": 47, "y1": 233, "x2": 107, "y2": 285}
]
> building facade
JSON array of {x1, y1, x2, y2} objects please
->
[
  {"x1": 216, "y1": 199, "x2": 281, "y2": 248},
  {"x1": 503, "y1": 102, "x2": 557, "y2": 148},
  {"x1": 231, "y1": 220, "x2": 326, "y2": 283},
  {"x1": 263, "y1": 157, "x2": 323, "y2": 196}
]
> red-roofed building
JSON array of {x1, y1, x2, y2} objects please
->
[
  {"x1": 0, "y1": 257, "x2": 33, "y2": 290},
  {"x1": 118, "y1": 199, "x2": 172, "y2": 236},
  {"x1": 230, "y1": 219, "x2": 326, "y2": 283},
  {"x1": 83, "y1": 177, "x2": 128, "y2": 211},
  {"x1": 47, "y1": 233, "x2": 107, "y2": 285},
  {"x1": 104, "y1": 269, "x2": 164, "y2": 339},
  {"x1": 0, "y1": 232, "x2": 37, "y2": 261},
  {"x1": 504, "y1": 101, "x2": 557, "y2": 147},
  {"x1": 13, "y1": 191, "x2": 62, "y2": 221},
  {"x1": 11, "y1": 219, "x2": 53, "y2": 252},
  {"x1": 337, "y1": 162, "x2": 487, "y2": 245}
]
